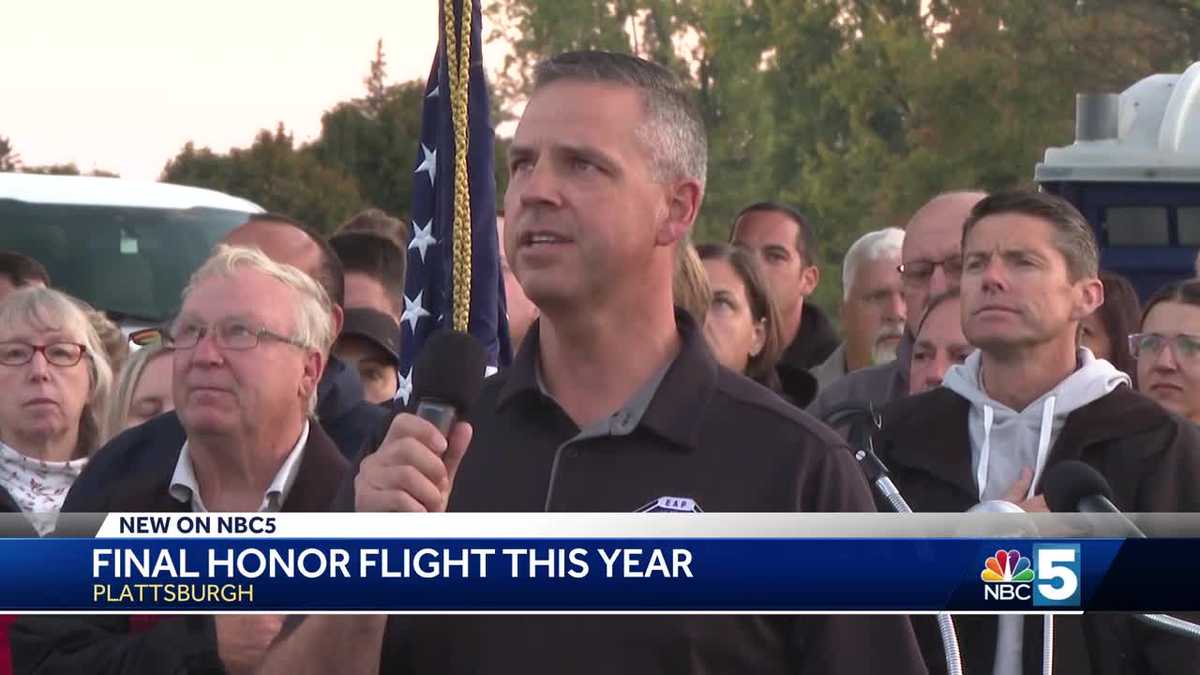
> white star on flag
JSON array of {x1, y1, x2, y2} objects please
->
[
  {"x1": 414, "y1": 143, "x2": 436, "y2": 186},
  {"x1": 395, "y1": 367, "x2": 413, "y2": 405},
  {"x1": 426, "y1": 85, "x2": 439, "y2": 99},
  {"x1": 401, "y1": 291, "x2": 431, "y2": 332},
  {"x1": 408, "y1": 219, "x2": 438, "y2": 262}
]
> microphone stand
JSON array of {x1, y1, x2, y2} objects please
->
[
  {"x1": 824, "y1": 404, "x2": 965, "y2": 675},
  {"x1": 1136, "y1": 614, "x2": 1200, "y2": 640},
  {"x1": 1054, "y1": 482, "x2": 1200, "y2": 644}
]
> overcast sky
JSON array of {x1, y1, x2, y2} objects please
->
[{"x1": 1, "y1": 0, "x2": 508, "y2": 180}]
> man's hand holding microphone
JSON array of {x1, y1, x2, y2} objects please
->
[{"x1": 356, "y1": 330, "x2": 487, "y2": 514}]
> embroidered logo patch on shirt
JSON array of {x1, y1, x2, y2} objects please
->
[{"x1": 635, "y1": 496, "x2": 703, "y2": 513}]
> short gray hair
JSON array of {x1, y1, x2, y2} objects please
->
[
  {"x1": 534, "y1": 51, "x2": 708, "y2": 190},
  {"x1": 0, "y1": 287, "x2": 113, "y2": 455},
  {"x1": 843, "y1": 228, "x2": 905, "y2": 300},
  {"x1": 183, "y1": 245, "x2": 335, "y2": 414}
]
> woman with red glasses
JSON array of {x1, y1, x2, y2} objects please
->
[
  {"x1": 1133, "y1": 279, "x2": 1200, "y2": 424},
  {"x1": 0, "y1": 287, "x2": 113, "y2": 675},
  {"x1": 0, "y1": 287, "x2": 112, "y2": 536}
]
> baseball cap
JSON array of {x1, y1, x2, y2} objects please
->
[{"x1": 339, "y1": 307, "x2": 401, "y2": 366}]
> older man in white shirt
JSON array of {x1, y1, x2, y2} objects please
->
[{"x1": 12, "y1": 245, "x2": 349, "y2": 675}]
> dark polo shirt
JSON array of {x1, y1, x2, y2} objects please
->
[
  {"x1": 363, "y1": 311, "x2": 927, "y2": 675},
  {"x1": 447, "y1": 310, "x2": 874, "y2": 513}
]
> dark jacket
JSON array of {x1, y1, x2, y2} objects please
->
[
  {"x1": 10, "y1": 413, "x2": 348, "y2": 675},
  {"x1": 876, "y1": 385, "x2": 1200, "y2": 675},
  {"x1": 0, "y1": 488, "x2": 38, "y2": 539},
  {"x1": 775, "y1": 304, "x2": 837, "y2": 409},
  {"x1": 778, "y1": 302, "x2": 839, "y2": 373},
  {"x1": 807, "y1": 330, "x2": 913, "y2": 425},
  {"x1": 318, "y1": 356, "x2": 389, "y2": 459},
  {"x1": 349, "y1": 310, "x2": 927, "y2": 675},
  {"x1": 0, "y1": 488, "x2": 18, "y2": 515}
]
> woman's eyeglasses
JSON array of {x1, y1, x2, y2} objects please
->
[{"x1": 0, "y1": 342, "x2": 87, "y2": 367}]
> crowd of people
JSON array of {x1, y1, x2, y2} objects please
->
[{"x1": 0, "y1": 48, "x2": 1197, "y2": 674}]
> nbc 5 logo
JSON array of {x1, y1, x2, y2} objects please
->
[
  {"x1": 1033, "y1": 544, "x2": 1081, "y2": 607},
  {"x1": 981, "y1": 545, "x2": 1081, "y2": 606}
]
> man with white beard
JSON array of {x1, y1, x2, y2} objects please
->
[{"x1": 811, "y1": 228, "x2": 906, "y2": 390}]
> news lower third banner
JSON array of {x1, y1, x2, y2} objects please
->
[{"x1": 2, "y1": 513, "x2": 1198, "y2": 613}]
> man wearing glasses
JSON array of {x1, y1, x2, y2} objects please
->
[
  {"x1": 13, "y1": 246, "x2": 349, "y2": 675},
  {"x1": 224, "y1": 213, "x2": 389, "y2": 460},
  {"x1": 873, "y1": 191, "x2": 1200, "y2": 675},
  {"x1": 809, "y1": 191, "x2": 985, "y2": 421}
]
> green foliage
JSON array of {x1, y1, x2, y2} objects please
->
[
  {"x1": 310, "y1": 80, "x2": 426, "y2": 222},
  {"x1": 485, "y1": 0, "x2": 1200, "y2": 313},
  {"x1": 0, "y1": 136, "x2": 19, "y2": 172},
  {"x1": 163, "y1": 40, "x2": 511, "y2": 235},
  {"x1": 15, "y1": 163, "x2": 84, "y2": 176},
  {"x1": 162, "y1": 125, "x2": 364, "y2": 233},
  {"x1": 0, "y1": 136, "x2": 118, "y2": 177}
]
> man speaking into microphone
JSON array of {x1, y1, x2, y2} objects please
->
[
  {"x1": 875, "y1": 191, "x2": 1200, "y2": 675},
  {"x1": 259, "y1": 50, "x2": 926, "y2": 675}
]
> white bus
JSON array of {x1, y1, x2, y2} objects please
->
[{"x1": 0, "y1": 173, "x2": 262, "y2": 330}]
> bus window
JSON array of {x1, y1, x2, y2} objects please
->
[
  {"x1": 1103, "y1": 206, "x2": 1169, "y2": 246},
  {"x1": 1178, "y1": 208, "x2": 1200, "y2": 246}
]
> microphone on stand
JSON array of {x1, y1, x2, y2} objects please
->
[
  {"x1": 1041, "y1": 461, "x2": 1200, "y2": 642},
  {"x1": 822, "y1": 403, "x2": 912, "y2": 514},
  {"x1": 822, "y1": 402, "x2": 965, "y2": 675},
  {"x1": 1041, "y1": 460, "x2": 1144, "y2": 538}
]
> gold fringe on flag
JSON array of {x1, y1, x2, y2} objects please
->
[{"x1": 444, "y1": 0, "x2": 473, "y2": 332}]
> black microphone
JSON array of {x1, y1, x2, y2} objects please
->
[
  {"x1": 1041, "y1": 460, "x2": 1145, "y2": 538},
  {"x1": 1041, "y1": 461, "x2": 1200, "y2": 642},
  {"x1": 822, "y1": 403, "x2": 912, "y2": 514},
  {"x1": 412, "y1": 330, "x2": 488, "y2": 435}
]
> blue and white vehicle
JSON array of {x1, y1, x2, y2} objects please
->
[{"x1": 1037, "y1": 61, "x2": 1200, "y2": 298}]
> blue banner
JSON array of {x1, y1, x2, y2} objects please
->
[{"x1": 2, "y1": 537, "x2": 1195, "y2": 612}]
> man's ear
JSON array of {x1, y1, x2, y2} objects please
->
[
  {"x1": 655, "y1": 178, "x2": 704, "y2": 247},
  {"x1": 301, "y1": 351, "x2": 326, "y2": 401},
  {"x1": 1071, "y1": 277, "x2": 1105, "y2": 321},
  {"x1": 331, "y1": 305, "x2": 345, "y2": 337},
  {"x1": 799, "y1": 263, "x2": 821, "y2": 297}
]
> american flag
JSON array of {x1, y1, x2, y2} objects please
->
[{"x1": 397, "y1": 0, "x2": 512, "y2": 405}]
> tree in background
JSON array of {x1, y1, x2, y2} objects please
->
[
  {"x1": 485, "y1": 0, "x2": 1198, "y2": 310},
  {"x1": 162, "y1": 124, "x2": 363, "y2": 232},
  {"x1": 163, "y1": 40, "x2": 511, "y2": 234},
  {"x1": 16, "y1": 163, "x2": 118, "y2": 177},
  {"x1": 310, "y1": 41, "x2": 426, "y2": 222},
  {"x1": 0, "y1": 136, "x2": 19, "y2": 172},
  {"x1": 0, "y1": 135, "x2": 119, "y2": 176},
  {"x1": 804, "y1": 0, "x2": 1197, "y2": 261}
]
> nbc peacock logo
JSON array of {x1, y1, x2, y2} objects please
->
[
  {"x1": 981, "y1": 549, "x2": 1034, "y2": 601},
  {"x1": 982, "y1": 550, "x2": 1035, "y2": 583}
]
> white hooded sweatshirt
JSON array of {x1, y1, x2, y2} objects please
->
[
  {"x1": 942, "y1": 347, "x2": 1130, "y2": 503},
  {"x1": 941, "y1": 347, "x2": 1130, "y2": 675}
]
